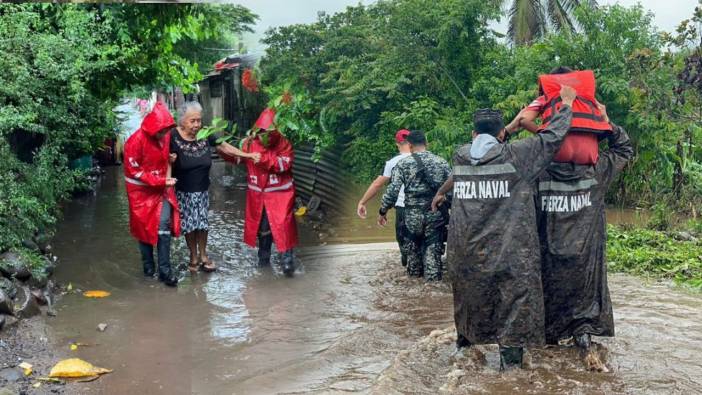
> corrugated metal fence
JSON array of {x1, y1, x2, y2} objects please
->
[
  {"x1": 292, "y1": 145, "x2": 350, "y2": 216},
  {"x1": 212, "y1": 144, "x2": 350, "y2": 215}
]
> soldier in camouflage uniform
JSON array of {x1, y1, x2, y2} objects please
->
[{"x1": 378, "y1": 131, "x2": 451, "y2": 281}]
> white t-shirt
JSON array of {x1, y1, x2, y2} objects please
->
[{"x1": 383, "y1": 153, "x2": 410, "y2": 207}]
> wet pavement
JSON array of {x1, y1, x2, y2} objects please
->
[{"x1": 42, "y1": 164, "x2": 702, "y2": 394}]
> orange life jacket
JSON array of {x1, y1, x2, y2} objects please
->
[{"x1": 538, "y1": 70, "x2": 612, "y2": 135}]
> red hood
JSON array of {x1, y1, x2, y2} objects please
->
[
  {"x1": 139, "y1": 102, "x2": 175, "y2": 137},
  {"x1": 254, "y1": 108, "x2": 276, "y2": 130}
]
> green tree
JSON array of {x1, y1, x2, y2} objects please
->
[
  {"x1": 259, "y1": 0, "x2": 702, "y2": 214},
  {"x1": 506, "y1": 0, "x2": 598, "y2": 44},
  {"x1": 0, "y1": 3, "x2": 257, "y2": 253}
]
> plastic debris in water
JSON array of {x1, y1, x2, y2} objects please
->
[
  {"x1": 294, "y1": 206, "x2": 308, "y2": 217},
  {"x1": 83, "y1": 290, "x2": 111, "y2": 298},
  {"x1": 19, "y1": 362, "x2": 32, "y2": 376},
  {"x1": 49, "y1": 358, "x2": 112, "y2": 378}
]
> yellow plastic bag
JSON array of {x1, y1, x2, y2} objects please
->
[
  {"x1": 49, "y1": 358, "x2": 113, "y2": 378},
  {"x1": 294, "y1": 206, "x2": 307, "y2": 217},
  {"x1": 83, "y1": 290, "x2": 111, "y2": 298},
  {"x1": 19, "y1": 362, "x2": 32, "y2": 376}
]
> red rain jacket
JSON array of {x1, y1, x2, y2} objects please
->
[
  {"x1": 123, "y1": 102, "x2": 181, "y2": 245},
  {"x1": 234, "y1": 108, "x2": 298, "y2": 252}
]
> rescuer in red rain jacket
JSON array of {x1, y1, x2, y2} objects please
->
[
  {"x1": 123, "y1": 102, "x2": 180, "y2": 287},
  {"x1": 240, "y1": 108, "x2": 298, "y2": 276}
]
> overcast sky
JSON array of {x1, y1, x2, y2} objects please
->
[{"x1": 233, "y1": 0, "x2": 699, "y2": 53}]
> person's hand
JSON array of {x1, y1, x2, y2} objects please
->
[
  {"x1": 596, "y1": 101, "x2": 610, "y2": 123},
  {"x1": 505, "y1": 108, "x2": 526, "y2": 134},
  {"x1": 560, "y1": 85, "x2": 577, "y2": 107},
  {"x1": 505, "y1": 120, "x2": 520, "y2": 135},
  {"x1": 377, "y1": 214, "x2": 388, "y2": 227},
  {"x1": 357, "y1": 202, "x2": 367, "y2": 219},
  {"x1": 250, "y1": 152, "x2": 262, "y2": 163},
  {"x1": 431, "y1": 193, "x2": 446, "y2": 212},
  {"x1": 169, "y1": 153, "x2": 177, "y2": 164},
  {"x1": 165, "y1": 178, "x2": 177, "y2": 187}
]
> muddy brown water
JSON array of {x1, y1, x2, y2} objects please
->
[
  {"x1": 331, "y1": 184, "x2": 649, "y2": 245},
  {"x1": 44, "y1": 164, "x2": 701, "y2": 394}
]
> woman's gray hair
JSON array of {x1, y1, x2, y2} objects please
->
[{"x1": 177, "y1": 101, "x2": 203, "y2": 126}]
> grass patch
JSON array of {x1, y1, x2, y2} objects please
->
[{"x1": 607, "y1": 225, "x2": 702, "y2": 289}]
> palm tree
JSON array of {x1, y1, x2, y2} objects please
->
[{"x1": 506, "y1": 0, "x2": 598, "y2": 45}]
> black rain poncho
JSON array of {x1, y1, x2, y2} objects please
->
[
  {"x1": 448, "y1": 106, "x2": 572, "y2": 347},
  {"x1": 537, "y1": 125, "x2": 633, "y2": 343}
]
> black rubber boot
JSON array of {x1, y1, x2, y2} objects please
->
[
  {"x1": 281, "y1": 250, "x2": 295, "y2": 277},
  {"x1": 499, "y1": 346, "x2": 524, "y2": 371},
  {"x1": 157, "y1": 234, "x2": 178, "y2": 287},
  {"x1": 574, "y1": 333, "x2": 592, "y2": 350},
  {"x1": 456, "y1": 334, "x2": 471, "y2": 350},
  {"x1": 138, "y1": 242, "x2": 156, "y2": 277},
  {"x1": 257, "y1": 233, "x2": 273, "y2": 266}
]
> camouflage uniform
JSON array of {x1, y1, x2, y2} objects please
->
[{"x1": 380, "y1": 151, "x2": 451, "y2": 281}]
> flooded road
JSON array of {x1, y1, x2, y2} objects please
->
[
  {"x1": 45, "y1": 164, "x2": 702, "y2": 394},
  {"x1": 331, "y1": 185, "x2": 649, "y2": 245}
]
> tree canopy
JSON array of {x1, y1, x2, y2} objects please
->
[
  {"x1": 0, "y1": 3, "x2": 257, "y2": 252},
  {"x1": 259, "y1": 0, "x2": 702, "y2": 213}
]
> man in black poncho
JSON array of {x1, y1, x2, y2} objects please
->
[
  {"x1": 537, "y1": 103, "x2": 633, "y2": 357},
  {"x1": 432, "y1": 86, "x2": 576, "y2": 370}
]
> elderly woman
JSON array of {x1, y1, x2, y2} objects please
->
[{"x1": 170, "y1": 101, "x2": 260, "y2": 273}]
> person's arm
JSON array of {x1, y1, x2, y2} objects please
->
[
  {"x1": 167, "y1": 153, "x2": 176, "y2": 188},
  {"x1": 357, "y1": 175, "x2": 390, "y2": 218},
  {"x1": 595, "y1": 104, "x2": 634, "y2": 185},
  {"x1": 256, "y1": 137, "x2": 294, "y2": 174},
  {"x1": 216, "y1": 141, "x2": 261, "y2": 163},
  {"x1": 124, "y1": 139, "x2": 174, "y2": 187},
  {"x1": 510, "y1": 86, "x2": 575, "y2": 181},
  {"x1": 431, "y1": 175, "x2": 453, "y2": 211},
  {"x1": 378, "y1": 166, "x2": 404, "y2": 226},
  {"x1": 517, "y1": 110, "x2": 540, "y2": 133},
  {"x1": 505, "y1": 106, "x2": 541, "y2": 135}
]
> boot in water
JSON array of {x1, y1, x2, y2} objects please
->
[
  {"x1": 257, "y1": 232, "x2": 273, "y2": 266},
  {"x1": 456, "y1": 333, "x2": 471, "y2": 350},
  {"x1": 499, "y1": 346, "x2": 524, "y2": 371},
  {"x1": 159, "y1": 273, "x2": 179, "y2": 287},
  {"x1": 157, "y1": 233, "x2": 178, "y2": 287},
  {"x1": 139, "y1": 242, "x2": 156, "y2": 278},
  {"x1": 574, "y1": 333, "x2": 592, "y2": 350},
  {"x1": 281, "y1": 250, "x2": 295, "y2": 277}
]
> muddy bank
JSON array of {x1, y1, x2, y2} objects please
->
[{"x1": 0, "y1": 318, "x2": 69, "y2": 394}]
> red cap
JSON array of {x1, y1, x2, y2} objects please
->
[
  {"x1": 395, "y1": 129, "x2": 410, "y2": 143},
  {"x1": 254, "y1": 108, "x2": 276, "y2": 130}
]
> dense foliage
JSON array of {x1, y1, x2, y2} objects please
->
[
  {"x1": 0, "y1": 3, "x2": 256, "y2": 252},
  {"x1": 259, "y1": 0, "x2": 702, "y2": 214},
  {"x1": 607, "y1": 225, "x2": 702, "y2": 289}
]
